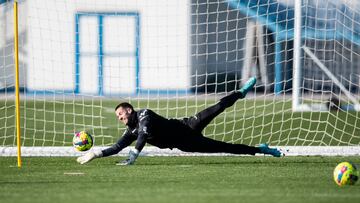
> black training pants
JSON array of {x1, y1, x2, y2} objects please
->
[{"x1": 177, "y1": 93, "x2": 260, "y2": 155}]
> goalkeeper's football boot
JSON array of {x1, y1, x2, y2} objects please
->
[
  {"x1": 258, "y1": 143, "x2": 283, "y2": 157},
  {"x1": 239, "y1": 77, "x2": 257, "y2": 98},
  {"x1": 219, "y1": 77, "x2": 257, "y2": 107}
]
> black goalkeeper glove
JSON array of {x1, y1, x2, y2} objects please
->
[{"x1": 117, "y1": 149, "x2": 139, "y2": 166}]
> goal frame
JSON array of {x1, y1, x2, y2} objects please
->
[
  {"x1": 292, "y1": 0, "x2": 360, "y2": 112},
  {"x1": 2, "y1": 0, "x2": 360, "y2": 158}
]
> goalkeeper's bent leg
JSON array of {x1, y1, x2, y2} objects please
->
[
  {"x1": 186, "y1": 102, "x2": 226, "y2": 132},
  {"x1": 219, "y1": 77, "x2": 257, "y2": 108},
  {"x1": 185, "y1": 77, "x2": 257, "y2": 132},
  {"x1": 76, "y1": 149, "x2": 103, "y2": 164}
]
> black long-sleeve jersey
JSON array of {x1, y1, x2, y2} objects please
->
[
  {"x1": 102, "y1": 97, "x2": 261, "y2": 157},
  {"x1": 102, "y1": 109, "x2": 196, "y2": 157}
]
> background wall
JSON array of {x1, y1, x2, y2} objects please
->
[
  {"x1": 1, "y1": 0, "x2": 190, "y2": 96},
  {"x1": 0, "y1": 1, "x2": 27, "y2": 90},
  {"x1": 2, "y1": 0, "x2": 359, "y2": 96}
]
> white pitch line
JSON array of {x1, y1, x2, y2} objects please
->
[{"x1": 64, "y1": 172, "x2": 85, "y2": 175}]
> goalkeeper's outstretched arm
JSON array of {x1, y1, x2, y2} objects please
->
[
  {"x1": 76, "y1": 130, "x2": 136, "y2": 164},
  {"x1": 116, "y1": 116, "x2": 150, "y2": 165}
]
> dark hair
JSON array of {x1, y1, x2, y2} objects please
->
[{"x1": 115, "y1": 102, "x2": 134, "y2": 111}]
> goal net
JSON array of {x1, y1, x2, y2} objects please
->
[{"x1": 0, "y1": 0, "x2": 359, "y2": 156}]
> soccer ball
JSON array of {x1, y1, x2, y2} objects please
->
[
  {"x1": 73, "y1": 131, "x2": 93, "y2": 151},
  {"x1": 333, "y1": 162, "x2": 359, "y2": 186}
]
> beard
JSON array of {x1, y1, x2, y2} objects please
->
[{"x1": 126, "y1": 111, "x2": 138, "y2": 129}]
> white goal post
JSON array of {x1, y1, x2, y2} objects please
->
[
  {"x1": 292, "y1": 0, "x2": 360, "y2": 112},
  {"x1": 1, "y1": 0, "x2": 360, "y2": 157}
]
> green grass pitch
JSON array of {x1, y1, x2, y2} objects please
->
[
  {"x1": 1, "y1": 156, "x2": 360, "y2": 203},
  {"x1": 1, "y1": 99, "x2": 359, "y2": 202},
  {"x1": 1, "y1": 99, "x2": 359, "y2": 146}
]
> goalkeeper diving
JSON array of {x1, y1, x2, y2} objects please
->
[{"x1": 77, "y1": 77, "x2": 283, "y2": 165}]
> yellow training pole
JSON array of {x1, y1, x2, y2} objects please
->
[{"x1": 14, "y1": 0, "x2": 22, "y2": 168}]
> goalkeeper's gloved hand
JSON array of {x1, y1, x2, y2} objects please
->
[
  {"x1": 76, "y1": 149, "x2": 103, "y2": 164},
  {"x1": 116, "y1": 149, "x2": 139, "y2": 166}
]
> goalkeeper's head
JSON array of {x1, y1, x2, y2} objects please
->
[{"x1": 115, "y1": 102, "x2": 135, "y2": 126}]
